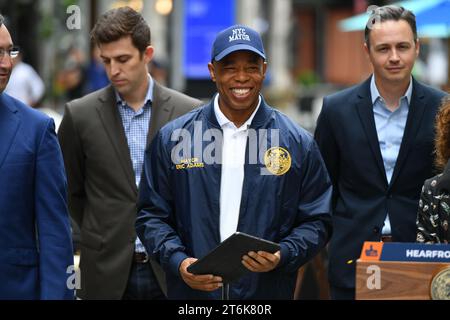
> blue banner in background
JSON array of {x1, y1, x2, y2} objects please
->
[
  {"x1": 380, "y1": 243, "x2": 450, "y2": 263},
  {"x1": 183, "y1": 0, "x2": 235, "y2": 79}
]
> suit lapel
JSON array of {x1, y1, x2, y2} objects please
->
[
  {"x1": 389, "y1": 79, "x2": 426, "y2": 188},
  {"x1": 0, "y1": 94, "x2": 20, "y2": 170},
  {"x1": 147, "y1": 82, "x2": 174, "y2": 145},
  {"x1": 96, "y1": 86, "x2": 137, "y2": 194},
  {"x1": 355, "y1": 79, "x2": 388, "y2": 186}
]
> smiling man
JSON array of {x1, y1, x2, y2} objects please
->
[
  {"x1": 314, "y1": 5, "x2": 448, "y2": 299},
  {"x1": 58, "y1": 7, "x2": 202, "y2": 300},
  {"x1": 136, "y1": 25, "x2": 333, "y2": 299}
]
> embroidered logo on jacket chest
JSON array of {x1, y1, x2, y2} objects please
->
[
  {"x1": 263, "y1": 147, "x2": 291, "y2": 176},
  {"x1": 176, "y1": 158, "x2": 205, "y2": 170}
]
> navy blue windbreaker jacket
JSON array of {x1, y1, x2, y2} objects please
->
[{"x1": 136, "y1": 96, "x2": 332, "y2": 299}]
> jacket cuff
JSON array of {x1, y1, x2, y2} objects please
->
[
  {"x1": 168, "y1": 250, "x2": 189, "y2": 277},
  {"x1": 278, "y1": 243, "x2": 292, "y2": 268}
]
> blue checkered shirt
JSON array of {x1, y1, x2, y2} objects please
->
[{"x1": 116, "y1": 76, "x2": 153, "y2": 253}]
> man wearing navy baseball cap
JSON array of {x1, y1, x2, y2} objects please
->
[
  {"x1": 136, "y1": 24, "x2": 332, "y2": 299},
  {"x1": 211, "y1": 24, "x2": 266, "y2": 62}
]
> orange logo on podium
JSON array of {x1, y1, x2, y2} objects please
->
[{"x1": 360, "y1": 241, "x2": 383, "y2": 261}]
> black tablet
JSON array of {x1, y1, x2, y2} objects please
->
[{"x1": 187, "y1": 232, "x2": 280, "y2": 283}]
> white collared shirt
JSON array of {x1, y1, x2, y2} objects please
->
[{"x1": 214, "y1": 94, "x2": 261, "y2": 242}]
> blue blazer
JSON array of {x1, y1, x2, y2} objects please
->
[
  {"x1": 0, "y1": 94, "x2": 74, "y2": 299},
  {"x1": 315, "y1": 77, "x2": 447, "y2": 289}
]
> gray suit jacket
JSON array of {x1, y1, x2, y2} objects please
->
[{"x1": 58, "y1": 82, "x2": 202, "y2": 299}]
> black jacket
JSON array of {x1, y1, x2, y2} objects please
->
[{"x1": 315, "y1": 76, "x2": 447, "y2": 289}]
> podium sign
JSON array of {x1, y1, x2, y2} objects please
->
[{"x1": 356, "y1": 242, "x2": 450, "y2": 300}]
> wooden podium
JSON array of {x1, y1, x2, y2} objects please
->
[{"x1": 356, "y1": 242, "x2": 450, "y2": 300}]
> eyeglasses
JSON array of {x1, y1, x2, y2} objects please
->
[{"x1": 0, "y1": 46, "x2": 19, "y2": 59}]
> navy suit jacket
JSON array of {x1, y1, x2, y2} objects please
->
[
  {"x1": 314, "y1": 77, "x2": 447, "y2": 289},
  {"x1": 0, "y1": 93, "x2": 74, "y2": 299}
]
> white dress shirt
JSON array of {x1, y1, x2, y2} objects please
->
[{"x1": 214, "y1": 94, "x2": 261, "y2": 241}]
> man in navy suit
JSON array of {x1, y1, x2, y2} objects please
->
[
  {"x1": 0, "y1": 14, "x2": 74, "y2": 299},
  {"x1": 315, "y1": 5, "x2": 447, "y2": 299}
]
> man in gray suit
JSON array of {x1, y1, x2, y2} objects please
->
[{"x1": 58, "y1": 7, "x2": 202, "y2": 300}]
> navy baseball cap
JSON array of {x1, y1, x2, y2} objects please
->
[{"x1": 211, "y1": 24, "x2": 266, "y2": 62}]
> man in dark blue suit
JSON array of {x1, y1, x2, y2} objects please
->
[
  {"x1": 315, "y1": 5, "x2": 447, "y2": 299},
  {"x1": 0, "y1": 14, "x2": 74, "y2": 299}
]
